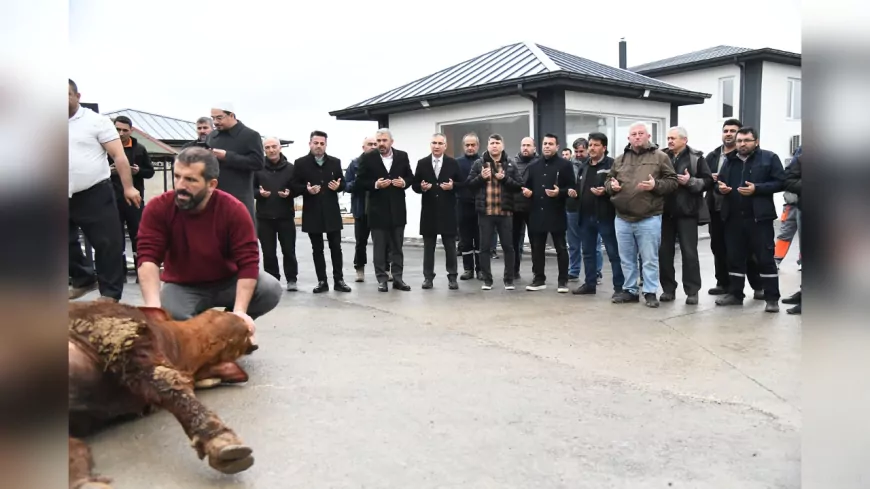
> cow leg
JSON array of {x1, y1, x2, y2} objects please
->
[
  {"x1": 126, "y1": 363, "x2": 254, "y2": 474},
  {"x1": 69, "y1": 437, "x2": 113, "y2": 489}
]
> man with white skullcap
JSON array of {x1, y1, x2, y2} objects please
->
[{"x1": 206, "y1": 102, "x2": 265, "y2": 225}]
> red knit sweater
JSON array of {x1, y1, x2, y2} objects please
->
[{"x1": 137, "y1": 189, "x2": 260, "y2": 284}]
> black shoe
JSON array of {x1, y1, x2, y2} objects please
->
[
  {"x1": 422, "y1": 279, "x2": 434, "y2": 289},
  {"x1": 708, "y1": 286, "x2": 727, "y2": 295},
  {"x1": 644, "y1": 293, "x2": 660, "y2": 308},
  {"x1": 313, "y1": 281, "x2": 329, "y2": 294},
  {"x1": 448, "y1": 280, "x2": 459, "y2": 290},
  {"x1": 504, "y1": 281, "x2": 515, "y2": 290},
  {"x1": 612, "y1": 291, "x2": 639, "y2": 303},
  {"x1": 765, "y1": 300, "x2": 780, "y2": 313},
  {"x1": 611, "y1": 289, "x2": 624, "y2": 300},
  {"x1": 787, "y1": 303, "x2": 801, "y2": 315},
  {"x1": 460, "y1": 270, "x2": 474, "y2": 281},
  {"x1": 715, "y1": 294, "x2": 743, "y2": 306},
  {"x1": 572, "y1": 284, "x2": 596, "y2": 295},
  {"x1": 525, "y1": 280, "x2": 546, "y2": 291},
  {"x1": 333, "y1": 280, "x2": 351, "y2": 293},
  {"x1": 659, "y1": 292, "x2": 676, "y2": 302},
  {"x1": 753, "y1": 289, "x2": 764, "y2": 300},
  {"x1": 393, "y1": 279, "x2": 411, "y2": 291},
  {"x1": 782, "y1": 291, "x2": 802, "y2": 305},
  {"x1": 378, "y1": 281, "x2": 388, "y2": 292},
  {"x1": 686, "y1": 294, "x2": 699, "y2": 305}
]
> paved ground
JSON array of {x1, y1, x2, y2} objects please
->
[{"x1": 80, "y1": 233, "x2": 802, "y2": 488}]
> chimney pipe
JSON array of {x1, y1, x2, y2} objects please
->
[{"x1": 619, "y1": 38, "x2": 627, "y2": 69}]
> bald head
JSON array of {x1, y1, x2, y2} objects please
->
[
  {"x1": 264, "y1": 137, "x2": 282, "y2": 163},
  {"x1": 362, "y1": 136, "x2": 377, "y2": 152},
  {"x1": 520, "y1": 137, "x2": 536, "y2": 157}
]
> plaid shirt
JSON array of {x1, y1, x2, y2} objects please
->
[{"x1": 484, "y1": 156, "x2": 510, "y2": 216}]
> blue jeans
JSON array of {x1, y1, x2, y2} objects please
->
[
  {"x1": 615, "y1": 215, "x2": 662, "y2": 296},
  {"x1": 567, "y1": 211, "x2": 582, "y2": 276},
  {"x1": 579, "y1": 213, "x2": 623, "y2": 290}
]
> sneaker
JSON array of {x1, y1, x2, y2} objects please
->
[
  {"x1": 460, "y1": 270, "x2": 474, "y2": 281},
  {"x1": 715, "y1": 294, "x2": 743, "y2": 306},
  {"x1": 644, "y1": 293, "x2": 660, "y2": 308},
  {"x1": 504, "y1": 281, "x2": 515, "y2": 290},
  {"x1": 708, "y1": 286, "x2": 727, "y2": 295},
  {"x1": 286, "y1": 281, "x2": 298, "y2": 292},
  {"x1": 765, "y1": 300, "x2": 780, "y2": 313},
  {"x1": 659, "y1": 292, "x2": 676, "y2": 302},
  {"x1": 612, "y1": 291, "x2": 640, "y2": 303},
  {"x1": 596, "y1": 272, "x2": 603, "y2": 285},
  {"x1": 482, "y1": 282, "x2": 493, "y2": 290},
  {"x1": 526, "y1": 280, "x2": 546, "y2": 291},
  {"x1": 685, "y1": 294, "x2": 699, "y2": 305},
  {"x1": 572, "y1": 284, "x2": 596, "y2": 295},
  {"x1": 787, "y1": 303, "x2": 801, "y2": 315},
  {"x1": 557, "y1": 283, "x2": 569, "y2": 293},
  {"x1": 355, "y1": 269, "x2": 365, "y2": 283}
]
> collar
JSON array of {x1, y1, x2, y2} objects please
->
[
  {"x1": 123, "y1": 137, "x2": 134, "y2": 148},
  {"x1": 431, "y1": 154, "x2": 443, "y2": 161},
  {"x1": 484, "y1": 151, "x2": 506, "y2": 164},
  {"x1": 69, "y1": 105, "x2": 86, "y2": 121},
  {"x1": 588, "y1": 155, "x2": 604, "y2": 166},
  {"x1": 220, "y1": 120, "x2": 245, "y2": 136}
]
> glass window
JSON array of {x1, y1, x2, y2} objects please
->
[
  {"x1": 787, "y1": 78, "x2": 801, "y2": 119},
  {"x1": 440, "y1": 114, "x2": 531, "y2": 159},
  {"x1": 719, "y1": 77, "x2": 735, "y2": 118},
  {"x1": 615, "y1": 118, "x2": 662, "y2": 149},
  {"x1": 566, "y1": 112, "x2": 615, "y2": 151}
]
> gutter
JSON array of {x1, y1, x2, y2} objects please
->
[
  {"x1": 517, "y1": 83, "x2": 539, "y2": 141},
  {"x1": 736, "y1": 56, "x2": 745, "y2": 120}
]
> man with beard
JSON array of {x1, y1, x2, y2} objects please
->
[
  {"x1": 290, "y1": 130, "x2": 352, "y2": 294},
  {"x1": 181, "y1": 117, "x2": 215, "y2": 149},
  {"x1": 254, "y1": 137, "x2": 298, "y2": 291},
  {"x1": 136, "y1": 147, "x2": 282, "y2": 331},
  {"x1": 344, "y1": 135, "x2": 390, "y2": 282},
  {"x1": 455, "y1": 133, "x2": 483, "y2": 280},
  {"x1": 511, "y1": 137, "x2": 538, "y2": 279}
]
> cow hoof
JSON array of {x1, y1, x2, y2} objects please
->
[
  {"x1": 244, "y1": 343, "x2": 259, "y2": 355},
  {"x1": 209, "y1": 444, "x2": 254, "y2": 474}
]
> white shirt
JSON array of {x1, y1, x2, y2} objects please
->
[
  {"x1": 376, "y1": 150, "x2": 394, "y2": 188},
  {"x1": 68, "y1": 105, "x2": 118, "y2": 197},
  {"x1": 432, "y1": 155, "x2": 441, "y2": 176}
]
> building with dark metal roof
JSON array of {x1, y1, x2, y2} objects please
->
[{"x1": 630, "y1": 45, "x2": 801, "y2": 78}]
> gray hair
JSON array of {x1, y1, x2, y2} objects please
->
[
  {"x1": 668, "y1": 126, "x2": 688, "y2": 139},
  {"x1": 431, "y1": 132, "x2": 446, "y2": 139},
  {"x1": 375, "y1": 128, "x2": 393, "y2": 139},
  {"x1": 195, "y1": 116, "x2": 214, "y2": 126},
  {"x1": 462, "y1": 132, "x2": 479, "y2": 143},
  {"x1": 263, "y1": 137, "x2": 281, "y2": 146},
  {"x1": 628, "y1": 121, "x2": 650, "y2": 134}
]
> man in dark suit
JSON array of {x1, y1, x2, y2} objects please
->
[
  {"x1": 290, "y1": 130, "x2": 351, "y2": 294},
  {"x1": 413, "y1": 133, "x2": 463, "y2": 290},
  {"x1": 355, "y1": 128, "x2": 415, "y2": 292}
]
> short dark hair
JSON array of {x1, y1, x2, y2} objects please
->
[
  {"x1": 310, "y1": 130, "x2": 328, "y2": 140},
  {"x1": 723, "y1": 118, "x2": 742, "y2": 128},
  {"x1": 572, "y1": 137, "x2": 588, "y2": 150},
  {"x1": 587, "y1": 132, "x2": 608, "y2": 148},
  {"x1": 488, "y1": 133, "x2": 503, "y2": 142},
  {"x1": 543, "y1": 133, "x2": 559, "y2": 144},
  {"x1": 68, "y1": 79, "x2": 78, "y2": 93},
  {"x1": 113, "y1": 115, "x2": 133, "y2": 128},
  {"x1": 736, "y1": 127, "x2": 759, "y2": 140},
  {"x1": 176, "y1": 147, "x2": 220, "y2": 181}
]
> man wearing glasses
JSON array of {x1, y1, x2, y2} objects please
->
[{"x1": 713, "y1": 127, "x2": 786, "y2": 313}]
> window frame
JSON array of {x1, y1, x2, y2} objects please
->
[
  {"x1": 787, "y1": 77, "x2": 802, "y2": 120},
  {"x1": 718, "y1": 76, "x2": 736, "y2": 119}
]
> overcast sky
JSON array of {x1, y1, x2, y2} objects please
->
[{"x1": 69, "y1": 0, "x2": 801, "y2": 164}]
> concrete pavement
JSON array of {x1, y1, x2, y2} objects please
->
[{"x1": 80, "y1": 234, "x2": 802, "y2": 488}]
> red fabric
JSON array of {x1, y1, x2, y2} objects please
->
[{"x1": 137, "y1": 189, "x2": 260, "y2": 284}]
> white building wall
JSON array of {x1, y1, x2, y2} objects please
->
[
  {"x1": 760, "y1": 61, "x2": 802, "y2": 161},
  {"x1": 654, "y1": 65, "x2": 742, "y2": 155},
  {"x1": 386, "y1": 95, "x2": 534, "y2": 237},
  {"x1": 565, "y1": 91, "x2": 671, "y2": 153}
]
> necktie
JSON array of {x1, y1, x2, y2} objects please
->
[{"x1": 434, "y1": 158, "x2": 441, "y2": 178}]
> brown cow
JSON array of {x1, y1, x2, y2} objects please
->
[{"x1": 68, "y1": 300, "x2": 256, "y2": 489}]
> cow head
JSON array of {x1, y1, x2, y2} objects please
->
[{"x1": 138, "y1": 307, "x2": 253, "y2": 387}]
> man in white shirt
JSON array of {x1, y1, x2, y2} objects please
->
[{"x1": 68, "y1": 79, "x2": 141, "y2": 302}]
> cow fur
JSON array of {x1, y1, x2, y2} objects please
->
[{"x1": 68, "y1": 301, "x2": 255, "y2": 488}]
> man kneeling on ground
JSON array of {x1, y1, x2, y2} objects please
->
[{"x1": 136, "y1": 147, "x2": 282, "y2": 335}]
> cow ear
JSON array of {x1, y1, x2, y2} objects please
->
[{"x1": 138, "y1": 307, "x2": 172, "y2": 322}]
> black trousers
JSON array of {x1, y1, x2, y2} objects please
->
[
  {"x1": 309, "y1": 230, "x2": 344, "y2": 282},
  {"x1": 725, "y1": 217, "x2": 780, "y2": 300},
  {"x1": 116, "y1": 197, "x2": 142, "y2": 263},
  {"x1": 530, "y1": 231, "x2": 568, "y2": 285},
  {"x1": 710, "y1": 211, "x2": 762, "y2": 290},
  {"x1": 660, "y1": 216, "x2": 702, "y2": 296},
  {"x1": 512, "y1": 210, "x2": 530, "y2": 274},
  {"x1": 353, "y1": 214, "x2": 390, "y2": 270},
  {"x1": 372, "y1": 226, "x2": 404, "y2": 283},
  {"x1": 478, "y1": 214, "x2": 514, "y2": 283},
  {"x1": 457, "y1": 201, "x2": 480, "y2": 272},
  {"x1": 423, "y1": 234, "x2": 458, "y2": 281},
  {"x1": 68, "y1": 179, "x2": 125, "y2": 300},
  {"x1": 257, "y1": 217, "x2": 298, "y2": 282}
]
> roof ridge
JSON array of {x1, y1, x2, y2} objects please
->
[
  {"x1": 104, "y1": 108, "x2": 196, "y2": 125},
  {"x1": 525, "y1": 41, "x2": 561, "y2": 72}
]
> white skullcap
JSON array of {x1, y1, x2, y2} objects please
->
[{"x1": 213, "y1": 102, "x2": 236, "y2": 113}]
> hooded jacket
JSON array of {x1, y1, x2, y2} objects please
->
[
  {"x1": 253, "y1": 154, "x2": 296, "y2": 220},
  {"x1": 605, "y1": 142, "x2": 678, "y2": 222}
]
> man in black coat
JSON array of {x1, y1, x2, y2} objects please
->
[
  {"x1": 108, "y1": 115, "x2": 154, "y2": 271},
  {"x1": 455, "y1": 133, "x2": 482, "y2": 280},
  {"x1": 413, "y1": 133, "x2": 463, "y2": 290},
  {"x1": 290, "y1": 130, "x2": 351, "y2": 294},
  {"x1": 355, "y1": 128, "x2": 415, "y2": 292},
  {"x1": 714, "y1": 127, "x2": 785, "y2": 313},
  {"x1": 660, "y1": 127, "x2": 714, "y2": 305},
  {"x1": 207, "y1": 102, "x2": 265, "y2": 225},
  {"x1": 465, "y1": 134, "x2": 523, "y2": 290},
  {"x1": 254, "y1": 137, "x2": 298, "y2": 291},
  {"x1": 512, "y1": 137, "x2": 538, "y2": 279},
  {"x1": 520, "y1": 133, "x2": 576, "y2": 293}
]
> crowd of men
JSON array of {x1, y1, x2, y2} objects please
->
[{"x1": 69, "y1": 77, "x2": 803, "y2": 334}]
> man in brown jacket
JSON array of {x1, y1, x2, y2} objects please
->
[{"x1": 605, "y1": 122, "x2": 678, "y2": 307}]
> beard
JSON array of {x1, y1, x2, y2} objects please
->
[{"x1": 175, "y1": 188, "x2": 208, "y2": 210}]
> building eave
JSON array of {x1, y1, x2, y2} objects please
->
[
  {"x1": 329, "y1": 73, "x2": 710, "y2": 121},
  {"x1": 633, "y1": 49, "x2": 802, "y2": 77}
]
